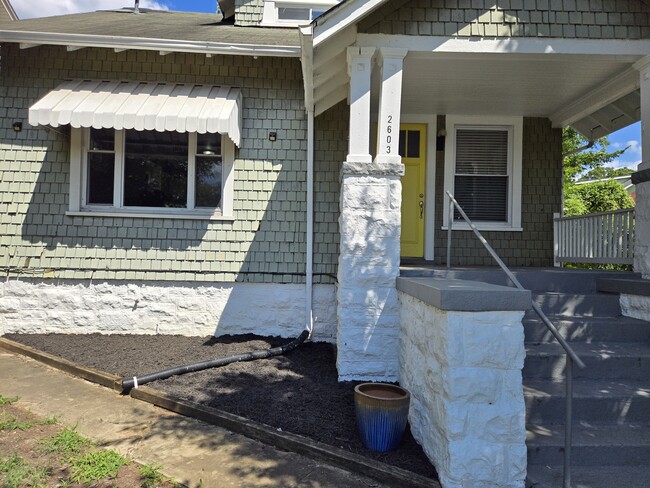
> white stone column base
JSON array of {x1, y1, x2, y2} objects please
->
[{"x1": 336, "y1": 159, "x2": 404, "y2": 381}]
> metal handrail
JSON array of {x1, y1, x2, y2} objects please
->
[{"x1": 446, "y1": 191, "x2": 586, "y2": 488}]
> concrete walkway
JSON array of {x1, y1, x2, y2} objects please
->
[{"x1": 0, "y1": 352, "x2": 385, "y2": 488}]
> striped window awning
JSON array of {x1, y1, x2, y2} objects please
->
[{"x1": 28, "y1": 80, "x2": 242, "y2": 146}]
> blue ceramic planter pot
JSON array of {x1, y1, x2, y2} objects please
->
[{"x1": 354, "y1": 383, "x2": 410, "y2": 452}]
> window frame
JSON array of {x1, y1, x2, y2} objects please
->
[
  {"x1": 260, "y1": 0, "x2": 338, "y2": 26},
  {"x1": 68, "y1": 128, "x2": 235, "y2": 220},
  {"x1": 442, "y1": 115, "x2": 523, "y2": 232}
]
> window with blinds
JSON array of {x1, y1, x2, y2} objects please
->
[{"x1": 453, "y1": 127, "x2": 511, "y2": 222}]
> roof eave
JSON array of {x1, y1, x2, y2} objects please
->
[
  {"x1": 311, "y1": 0, "x2": 390, "y2": 47},
  {"x1": 0, "y1": 30, "x2": 301, "y2": 57}
]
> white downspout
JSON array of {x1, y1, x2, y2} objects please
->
[
  {"x1": 306, "y1": 109, "x2": 314, "y2": 334},
  {"x1": 300, "y1": 26, "x2": 315, "y2": 335}
]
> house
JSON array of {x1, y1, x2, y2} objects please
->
[
  {"x1": 0, "y1": 0, "x2": 17, "y2": 22},
  {"x1": 2, "y1": 1, "x2": 650, "y2": 487}
]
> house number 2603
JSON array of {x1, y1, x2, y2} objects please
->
[{"x1": 386, "y1": 115, "x2": 393, "y2": 154}]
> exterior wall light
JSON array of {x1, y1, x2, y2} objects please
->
[
  {"x1": 12, "y1": 122, "x2": 22, "y2": 132},
  {"x1": 268, "y1": 131, "x2": 277, "y2": 142},
  {"x1": 436, "y1": 129, "x2": 446, "y2": 151}
]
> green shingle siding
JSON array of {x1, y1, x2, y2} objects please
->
[
  {"x1": 314, "y1": 101, "x2": 347, "y2": 281},
  {"x1": 0, "y1": 44, "x2": 337, "y2": 284},
  {"x1": 434, "y1": 116, "x2": 562, "y2": 267},
  {"x1": 359, "y1": 0, "x2": 650, "y2": 38},
  {"x1": 234, "y1": 0, "x2": 265, "y2": 26}
]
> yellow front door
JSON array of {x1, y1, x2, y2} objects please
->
[{"x1": 400, "y1": 124, "x2": 427, "y2": 258}]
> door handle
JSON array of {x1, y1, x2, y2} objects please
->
[{"x1": 419, "y1": 201, "x2": 424, "y2": 219}]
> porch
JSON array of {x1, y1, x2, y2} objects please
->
[{"x1": 308, "y1": 19, "x2": 650, "y2": 488}]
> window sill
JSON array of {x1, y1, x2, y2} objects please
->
[
  {"x1": 441, "y1": 223, "x2": 523, "y2": 232},
  {"x1": 66, "y1": 210, "x2": 234, "y2": 221},
  {"x1": 259, "y1": 21, "x2": 307, "y2": 27}
]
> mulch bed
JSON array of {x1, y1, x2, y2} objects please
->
[{"x1": 3, "y1": 333, "x2": 437, "y2": 480}]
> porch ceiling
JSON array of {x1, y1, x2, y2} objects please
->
[
  {"x1": 312, "y1": 32, "x2": 646, "y2": 139},
  {"x1": 392, "y1": 53, "x2": 640, "y2": 136}
]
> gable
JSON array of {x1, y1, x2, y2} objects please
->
[
  {"x1": 0, "y1": 0, "x2": 17, "y2": 22},
  {"x1": 235, "y1": 0, "x2": 265, "y2": 26},
  {"x1": 358, "y1": 0, "x2": 650, "y2": 39}
]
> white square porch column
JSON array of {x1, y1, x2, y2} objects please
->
[
  {"x1": 633, "y1": 59, "x2": 650, "y2": 278},
  {"x1": 346, "y1": 47, "x2": 375, "y2": 163},
  {"x1": 336, "y1": 46, "x2": 407, "y2": 381},
  {"x1": 375, "y1": 48, "x2": 408, "y2": 164}
]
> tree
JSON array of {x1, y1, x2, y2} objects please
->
[
  {"x1": 562, "y1": 128, "x2": 633, "y2": 216},
  {"x1": 579, "y1": 166, "x2": 634, "y2": 182},
  {"x1": 562, "y1": 127, "x2": 627, "y2": 186},
  {"x1": 564, "y1": 180, "x2": 635, "y2": 216}
]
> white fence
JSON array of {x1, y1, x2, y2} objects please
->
[{"x1": 553, "y1": 209, "x2": 635, "y2": 266}]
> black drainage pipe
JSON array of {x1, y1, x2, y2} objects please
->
[{"x1": 121, "y1": 330, "x2": 309, "y2": 391}]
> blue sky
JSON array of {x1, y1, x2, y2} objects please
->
[
  {"x1": 13, "y1": 1, "x2": 217, "y2": 19},
  {"x1": 607, "y1": 122, "x2": 642, "y2": 171},
  {"x1": 167, "y1": 0, "x2": 215, "y2": 12},
  {"x1": 11, "y1": 1, "x2": 644, "y2": 171}
]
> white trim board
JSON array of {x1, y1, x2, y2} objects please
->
[
  {"x1": 356, "y1": 34, "x2": 650, "y2": 57},
  {"x1": 442, "y1": 115, "x2": 523, "y2": 233},
  {"x1": 312, "y1": 0, "x2": 388, "y2": 47}
]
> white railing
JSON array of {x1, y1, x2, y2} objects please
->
[{"x1": 554, "y1": 208, "x2": 635, "y2": 266}]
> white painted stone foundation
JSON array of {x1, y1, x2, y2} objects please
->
[
  {"x1": 621, "y1": 294, "x2": 650, "y2": 322},
  {"x1": 0, "y1": 280, "x2": 336, "y2": 342},
  {"x1": 397, "y1": 278, "x2": 529, "y2": 488}
]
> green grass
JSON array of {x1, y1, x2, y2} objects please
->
[
  {"x1": 69, "y1": 449, "x2": 128, "y2": 483},
  {"x1": 40, "y1": 416, "x2": 58, "y2": 426},
  {"x1": 0, "y1": 396, "x2": 19, "y2": 406},
  {"x1": 0, "y1": 453, "x2": 49, "y2": 488},
  {"x1": 40, "y1": 427, "x2": 89, "y2": 455},
  {"x1": 0, "y1": 413, "x2": 33, "y2": 431},
  {"x1": 139, "y1": 463, "x2": 164, "y2": 488}
]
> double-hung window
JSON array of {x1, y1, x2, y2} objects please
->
[
  {"x1": 443, "y1": 115, "x2": 523, "y2": 231},
  {"x1": 71, "y1": 128, "x2": 234, "y2": 219}
]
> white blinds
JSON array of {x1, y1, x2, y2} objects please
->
[{"x1": 454, "y1": 127, "x2": 510, "y2": 222}]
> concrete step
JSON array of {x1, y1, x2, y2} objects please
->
[
  {"x1": 399, "y1": 267, "x2": 638, "y2": 293},
  {"x1": 527, "y1": 422, "x2": 650, "y2": 466},
  {"x1": 523, "y1": 315, "x2": 650, "y2": 343},
  {"x1": 526, "y1": 464, "x2": 650, "y2": 488},
  {"x1": 523, "y1": 342, "x2": 650, "y2": 381},
  {"x1": 515, "y1": 270, "x2": 638, "y2": 293},
  {"x1": 524, "y1": 379, "x2": 650, "y2": 424},
  {"x1": 530, "y1": 293, "x2": 622, "y2": 317}
]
